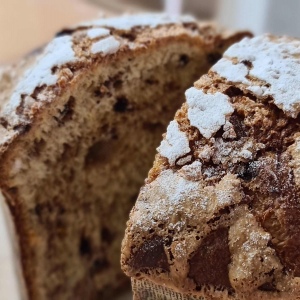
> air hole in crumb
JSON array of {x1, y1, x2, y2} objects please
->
[
  {"x1": 120, "y1": 32, "x2": 136, "y2": 42},
  {"x1": 113, "y1": 97, "x2": 129, "y2": 112},
  {"x1": 79, "y1": 236, "x2": 92, "y2": 256},
  {"x1": 179, "y1": 54, "x2": 190, "y2": 67},
  {"x1": 224, "y1": 86, "x2": 243, "y2": 98},
  {"x1": 85, "y1": 139, "x2": 117, "y2": 166},
  {"x1": 207, "y1": 52, "x2": 222, "y2": 65},
  {"x1": 145, "y1": 78, "x2": 159, "y2": 85},
  {"x1": 237, "y1": 162, "x2": 259, "y2": 181},
  {"x1": 34, "y1": 204, "x2": 43, "y2": 217}
]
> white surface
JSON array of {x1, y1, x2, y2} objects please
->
[
  {"x1": 91, "y1": 35, "x2": 121, "y2": 55},
  {"x1": 81, "y1": 13, "x2": 195, "y2": 30},
  {"x1": 157, "y1": 120, "x2": 190, "y2": 166},
  {"x1": 186, "y1": 87, "x2": 233, "y2": 139},
  {"x1": 0, "y1": 193, "x2": 25, "y2": 300},
  {"x1": 164, "y1": 0, "x2": 183, "y2": 16},
  {"x1": 86, "y1": 27, "x2": 110, "y2": 39},
  {"x1": 212, "y1": 35, "x2": 300, "y2": 118},
  {"x1": 217, "y1": 0, "x2": 300, "y2": 37}
]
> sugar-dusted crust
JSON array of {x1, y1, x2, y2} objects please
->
[
  {"x1": 0, "y1": 14, "x2": 249, "y2": 152},
  {"x1": 0, "y1": 13, "x2": 250, "y2": 300},
  {"x1": 122, "y1": 35, "x2": 300, "y2": 299}
]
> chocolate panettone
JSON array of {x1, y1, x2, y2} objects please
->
[
  {"x1": 122, "y1": 35, "x2": 300, "y2": 300},
  {"x1": 0, "y1": 13, "x2": 249, "y2": 300}
]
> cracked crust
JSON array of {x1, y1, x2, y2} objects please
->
[{"x1": 121, "y1": 35, "x2": 300, "y2": 299}]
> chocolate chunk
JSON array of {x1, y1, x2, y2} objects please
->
[
  {"x1": 253, "y1": 154, "x2": 300, "y2": 276},
  {"x1": 129, "y1": 236, "x2": 169, "y2": 271},
  {"x1": 229, "y1": 114, "x2": 248, "y2": 139},
  {"x1": 179, "y1": 54, "x2": 190, "y2": 67},
  {"x1": 114, "y1": 97, "x2": 129, "y2": 113},
  {"x1": 79, "y1": 236, "x2": 92, "y2": 257},
  {"x1": 188, "y1": 227, "x2": 232, "y2": 290}
]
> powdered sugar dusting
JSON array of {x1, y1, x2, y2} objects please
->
[
  {"x1": 91, "y1": 36, "x2": 120, "y2": 55},
  {"x1": 86, "y1": 28, "x2": 110, "y2": 39},
  {"x1": 81, "y1": 13, "x2": 195, "y2": 30},
  {"x1": 4, "y1": 36, "x2": 76, "y2": 124},
  {"x1": 212, "y1": 35, "x2": 300, "y2": 118},
  {"x1": 132, "y1": 170, "x2": 203, "y2": 229},
  {"x1": 157, "y1": 120, "x2": 190, "y2": 166},
  {"x1": 185, "y1": 87, "x2": 234, "y2": 139}
]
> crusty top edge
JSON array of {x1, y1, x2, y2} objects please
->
[
  {"x1": 210, "y1": 34, "x2": 300, "y2": 118},
  {"x1": 0, "y1": 13, "x2": 250, "y2": 153}
]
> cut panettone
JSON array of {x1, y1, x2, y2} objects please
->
[
  {"x1": 121, "y1": 35, "x2": 300, "y2": 300},
  {"x1": 0, "y1": 14, "x2": 249, "y2": 300}
]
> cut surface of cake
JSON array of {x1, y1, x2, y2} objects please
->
[
  {"x1": 121, "y1": 35, "x2": 300, "y2": 300},
  {"x1": 0, "y1": 14, "x2": 249, "y2": 300}
]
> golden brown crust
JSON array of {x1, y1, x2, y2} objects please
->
[{"x1": 122, "y1": 35, "x2": 300, "y2": 299}]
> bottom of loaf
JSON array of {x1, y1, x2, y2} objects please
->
[{"x1": 132, "y1": 278, "x2": 208, "y2": 300}]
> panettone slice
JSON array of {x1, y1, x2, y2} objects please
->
[
  {"x1": 121, "y1": 35, "x2": 300, "y2": 300},
  {"x1": 0, "y1": 14, "x2": 249, "y2": 300}
]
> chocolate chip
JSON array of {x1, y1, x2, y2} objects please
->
[
  {"x1": 258, "y1": 282, "x2": 277, "y2": 292},
  {"x1": 188, "y1": 227, "x2": 233, "y2": 290},
  {"x1": 229, "y1": 114, "x2": 248, "y2": 139},
  {"x1": 179, "y1": 54, "x2": 190, "y2": 67},
  {"x1": 101, "y1": 227, "x2": 115, "y2": 245},
  {"x1": 241, "y1": 60, "x2": 253, "y2": 69},
  {"x1": 0, "y1": 117, "x2": 8, "y2": 129},
  {"x1": 129, "y1": 236, "x2": 169, "y2": 271},
  {"x1": 145, "y1": 78, "x2": 159, "y2": 85},
  {"x1": 79, "y1": 236, "x2": 92, "y2": 257},
  {"x1": 120, "y1": 32, "x2": 136, "y2": 42},
  {"x1": 113, "y1": 97, "x2": 129, "y2": 113}
]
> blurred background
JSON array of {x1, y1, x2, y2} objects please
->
[{"x1": 1, "y1": 0, "x2": 300, "y2": 64}]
